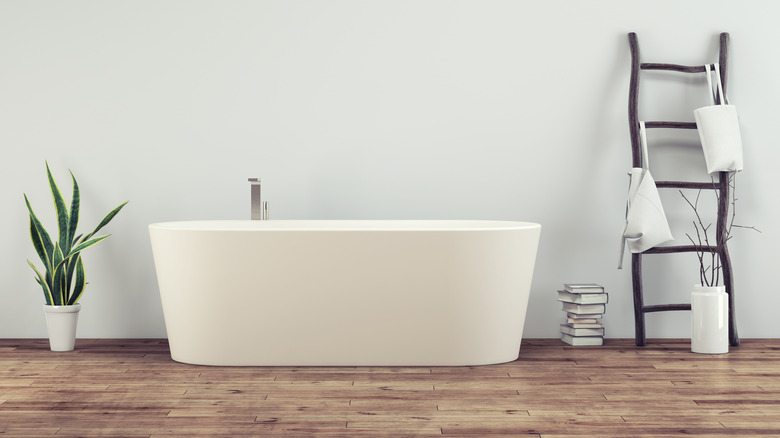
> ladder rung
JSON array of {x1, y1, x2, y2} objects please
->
[
  {"x1": 640, "y1": 63, "x2": 708, "y2": 73},
  {"x1": 643, "y1": 304, "x2": 691, "y2": 313},
  {"x1": 644, "y1": 245, "x2": 718, "y2": 254},
  {"x1": 644, "y1": 121, "x2": 697, "y2": 129},
  {"x1": 656, "y1": 181, "x2": 719, "y2": 189}
]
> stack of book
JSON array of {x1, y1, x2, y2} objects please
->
[{"x1": 558, "y1": 283, "x2": 607, "y2": 346}]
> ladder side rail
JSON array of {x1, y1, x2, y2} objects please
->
[
  {"x1": 717, "y1": 32, "x2": 738, "y2": 346},
  {"x1": 628, "y1": 33, "x2": 642, "y2": 169},
  {"x1": 631, "y1": 254, "x2": 646, "y2": 346},
  {"x1": 627, "y1": 33, "x2": 646, "y2": 346},
  {"x1": 718, "y1": 171, "x2": 737, "y2": 346}
]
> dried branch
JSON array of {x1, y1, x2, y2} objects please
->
[
  {"x1": 732, "y1": 224, "x2": 761, "y2": 233},
  {"x1": 681, "y1": 190, "x2": 716, "y2": 286},
  {"x1": 680, "y1": 172, "x2": 758, "y2": 287}
]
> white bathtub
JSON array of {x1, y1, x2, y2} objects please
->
[{"x1": 149, "y1": 220, "x2": 541, "y2": 366}]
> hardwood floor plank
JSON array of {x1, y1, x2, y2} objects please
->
[
  {"x1": 191, "y1": 372, "x2": 278, "y2": 381},
  {"x1": 166, "y1": 407, "x2": 270, "y2": 417},
  {"x1": 0, "y1": 379, "x2": 36, "y2": 387},
  {"x1": 622, "y1": 413, "x2": 772, "y2": 423},
  {"x1": 429, "y1": 367, "x2": 517, "y2": 376},
  {"x1": 0, "y1": 428, "x2": 64, "y2": 436},
  {"x1": 540, "y1": 435, "x2": 780, "y2": 438},
  {"x1": 442, "y1": 425, "x2": 739, "y2": 435},
  {"x1": 195, "y1": 380, "x2": 353, "y2": 389},
  {"x1": 720, "y1": 420, "x2": 780, "y2": 429},
  {"x1": 272, "y1": 372, "x2": 429, "y2": 381},
  {"x1": 345, "y1": 422, "x2": 442, "y2": 433},
  {"x1": 351, "y1": 382, "x2": 436, "y2": 391},
  {"x1": 0, "y1": 401, "x2": 90, "y2": 411},
  {"x1": 446, "y1": 435, "x2": 539, "y2": 438},
  {"x1": 60, "y1": 424, "x2": 350, "y2": 435},
  {"x1": 351, "y1": 373, "x2": 451, "y2": 382},
  {"x1": 265, "y1": 388, "x2": 520, "y2": 401},
  {"x1": 149, "y1": 434, "x2": 439, "y2": 438},
  {"x1": 346, "y1": 399, "x2": 438, "y2": 410},
  {"x1": 10, "y1": 436, "x2": 148, "y2": 438},
  {"x1": 432, "y1": 409, "x2": 529, "y2": 416},
  {"x1": 437, "y1": 399, "x2": 531, "y2": 411}
]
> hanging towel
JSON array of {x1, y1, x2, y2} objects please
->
[
  {"x1": 693, "y1": 63, "x2": 743, "y2": 174},
  {"x1": 619, "y1": 122, "x2": 674, "y2": 269}
]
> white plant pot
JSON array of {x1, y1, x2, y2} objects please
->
[
  {"x1": 43, "y1": 304, "x2": 81, "y2": 352},
  {"x1": 691, "y1": 285, "x2": 728, "y2": 354}
]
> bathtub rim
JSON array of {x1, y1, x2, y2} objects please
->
[{"x1": 148, "y1": 219, "x2": 541, "y2": 232}]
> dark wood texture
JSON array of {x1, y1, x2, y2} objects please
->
[
  {"x1": 644, "y1": 121, "x2": 698, "y2": 129},
  {"x1": 717, "y1": 32, "x2": 738, "y2": 346},
  {"x1": 627, "y1": 32, "x2": 641, "y2": 169},
  {"x1": 655, "y1": 181, "x2": 718, "y2": 190},
  {"x1": 630, "y1": 253, "x2": 645, "y2": 345},
  {"x1": 626, "y1": 32, "x2": 738, "y2": 347},
  {"x1": 2, "y1": 338, "x2": 780, "y2": 437},
  {"x1": 640, "y1": 63, "x2": 708, "y2": 73},
  {"x1": 644, "y1": 245, "x2": 718, "y2": 254},
  {"x1": 642, "y1": 304, "x2": 692, "y2": 313}
]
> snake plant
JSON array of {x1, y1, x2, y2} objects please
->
[{"x1": 24, "y1": 162, "x2": 128, "y2": 306}]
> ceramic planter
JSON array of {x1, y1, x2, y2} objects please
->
[
  {"x1": 43, "y1": 303, "x2": 81, "y2": 352},
  {"x1": 691, "y1": 285, "x2": 728, "y2": 354}
]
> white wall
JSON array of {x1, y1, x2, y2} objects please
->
[{"x1": 1, "y1": 0, "x2": 777, "y2": 339}]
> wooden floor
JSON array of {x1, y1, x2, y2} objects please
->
[{"x1": 1, "y1": 339, "x2": 779, "y2": 437}]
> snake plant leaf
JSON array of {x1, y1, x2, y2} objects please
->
[
  {"x1": 51, "y1": 254, "x2": 78, "y2": 306},
  {"x1": 28, "y1": 260, "x2": 54, "y2": 305},
  {"x1": 46, "y1": 162, "x2": 71, "y2": 252},
  {"x1": 66, "y1": 171, "x2": 80, "y2": 254},
  {"x1": 68, "y1": 234, "x2": 110, "y2": 257},
  {"x1": 52, "y1": 243, "x2": 64, "y2": 271},
  {"x1": 36, "y1": 277, "x2": 51, "y2": 306},
  {"x1": 67, "y1": 257, "x2": 86, "y2": 305},
  {"x1": 24, "y1": 194, "x2": 54, "y2": 266},
  {"x1": 60, "y1": 268, "x2": 67, "y2": 304},
  {"x1": 51, "y1": 243, "x2": 65, "y2": 305},
  {"x1": 83, "y1": 201, "x2": 128, "y2": 242},
  {"x1": 45, "y1": 267, "x2": 52, "y2": 293},
  {"x1": 65, "y1": 256, "x2": 78, "y2": 296},
  {"x1": 28, "y1": 215, "x2": 50, "y2": 269}
]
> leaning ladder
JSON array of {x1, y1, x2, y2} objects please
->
[{"x1": 627, "y1": 32, "x2": 738, "y2": 347}]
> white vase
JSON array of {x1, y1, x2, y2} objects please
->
[
  {"x1": 43, "y1": 304, "x2": 81, "y2": 352},
  {"x1": 691, "y1": 285, "x2": 728, "y2": 354}
]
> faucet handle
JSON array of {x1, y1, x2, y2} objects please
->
[{"x1": 263, "y1": 201, "x2": 269, "y2": 220}]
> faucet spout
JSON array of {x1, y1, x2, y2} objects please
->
[{"x1": 248, "y1": 178, "x2": 264, "y2": 220}]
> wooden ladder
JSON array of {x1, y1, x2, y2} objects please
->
[{"x1": 627, "y1": 32, "x2": 738, "y2": 347}]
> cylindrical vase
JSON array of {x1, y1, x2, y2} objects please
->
[{"x1": 691, "y1": 285, "x2": 728, "y2": 354}]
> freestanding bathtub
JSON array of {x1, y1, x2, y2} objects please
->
[{"x1": 149, "y1": 220, "x2": 541, "y2": 366}]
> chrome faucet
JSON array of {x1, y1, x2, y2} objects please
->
[{"x1": 248, "y1": 178, "x2": 269, "y2": 220}]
